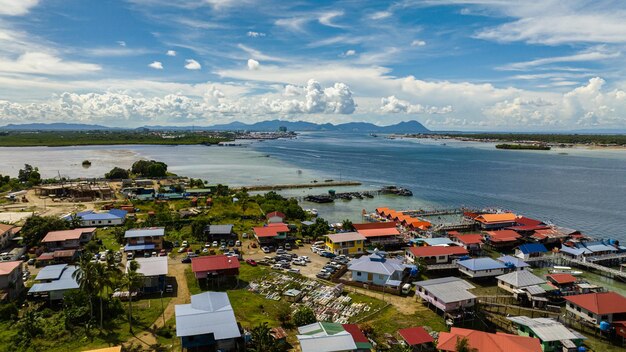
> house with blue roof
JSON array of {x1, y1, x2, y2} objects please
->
[
  {"x1": 497, "y1": 255, "x2": 530, "y2": 271},
  {"x1": 65, "y1": 209, "x2": 127, "y2": 227},
  {"x1": 28, "y1": 264, "x2": 79, "y2": 301},
  {"x1": 457, "y1": 257, "x2": 507, "y2": 278},
  {"x1": 515, "y1": 243, "x2": 548, "y2": 260},
  {"x1": 347, "y1": 250, "x2": 408, "y2": 288}
]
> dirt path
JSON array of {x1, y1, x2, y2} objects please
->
[{"x1": 123, "y1": 259, "x2": 190, "y2": 350}]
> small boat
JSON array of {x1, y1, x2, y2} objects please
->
[{"x1": 549, "y1": 266, "x2": 583, "y2": 275}]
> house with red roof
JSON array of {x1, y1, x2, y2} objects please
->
[
  {"x1": 484, "y1": 230, "x2": 522, "y2": 249},
  {"x1": 191, "y1": 255, "x2": 240, "y2": 280},
  {"x1": 406, "y1": 246, "x2": 468, "y2": 265},
  {"x1": 565, "y1": 292, "x2": 626, "y2": 324},
  {"x1": 0, "y1": 224, "x2": 19, "y2": 249},
  {"x1": 397, "y1": 327, "x2": 434, "y2": 351},
  {"x1": 253, "y1": 223, "x2": 290, "y2": 245},
  {"x1": 546, "y1": 273, "x2": 577, "y2": 288},
  {"x1": 0, "y1": 261, "x2": 24, "y2": 301},
  {"x1": 437, "y1": 327, "x2": 541, "y2": 352},
  {"x1": 41, "y1": 228, "x2": 96, "y2": 250},
  {"x1": 449, "y1": 233, "x2": 484, "y2": 253},
  {"x1": 353, "y1": 222, "x2": 402, "y2": 247},
  {"x1": 266, "y1": 211, "x2": 286, "y2": 224}
]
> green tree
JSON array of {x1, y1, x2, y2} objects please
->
[
  {"x1": 341, "y1": 219, "x2": 355, "y2": 231},
  {"x1": 389, "y1": 343, "x2": 412, "y2": 352},
  {"x1": 214, "y1": 184, "x2": 230, "y2": 197},
  {"x1": 123, "y1": 260, "x2": 143, "y2": 333},
  {"x1": 131, "y1": 160, "x2": 167, "y2": 177},
  {"x1": 191, "y1": 219, "x2": 210, "y2": 242},
  {"x1": 249, "y1": 322, "x2": 282, "y2": 352},
  {"x1": 105, "y1": 167, "x2": 130, "y2": 179},
  {"x1": 72, "y1": 254, "x2": 98, "y2": 322},
  {"x1": 302, "y1": 218, "x2": 330, "y2": 239},
  {"x1": 21, "y1": 215, "x2": 69, "y2": 247},
  {"x1": 456, "y1": 336, "x2": 477, "y2": 352},
  {"x1": 18, "y1": 164, "x2": 41, "y2": 185},
  {"x1": 292, "y1": 306, "x2": 317, "y2": 327}
]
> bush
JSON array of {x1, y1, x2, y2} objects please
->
[
  {"x1": 0, "y1": 303, "x2": 18, "y2": 321},
  {"x1": 105, "y1": 167, "x2": 130, "y2": 179},
  {"x1": 292, "y1": 306, "x2": 317, "y2": 327}
]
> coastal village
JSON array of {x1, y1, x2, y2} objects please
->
[{"x1": 0, "y1": 166, "x2": 625, "y2": 352}]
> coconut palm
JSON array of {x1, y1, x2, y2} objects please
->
[
  {"x1": 456, "y1": 336, "x2": 477, "y2": 352},
  {"x1": 123, "y1": 260, "x2": 143, "y2": 333},
  {"x1": 72, "y1": 253, "x2": 98, "y2": 321}
]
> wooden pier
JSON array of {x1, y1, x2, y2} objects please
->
[
  {"x1": 402, "y1": 208, "x2": 465, "y2": 217},
  {"x1": 524, "y1": 253, "x2": 626, "y2": 281},
  {"x1": 237, "y1": 180, "x2": 361, "y2": 191}
]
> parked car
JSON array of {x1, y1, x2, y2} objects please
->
[
  {"x1": 219, "y1": 245, "x2": 227, "y2": 251},
  {"x1": 280, "y1": 262, "x2": 291, "y2": 269},
  {"x1": 402, "y1": 283, "x2": 412, "y2": 295},
  {"x1": 182, "y1": 240, "x2": 189, "y2": 247},
  {"x1": 295, "y1": 240, "x2": 303, "y2": 246},
  {"x1": 127, "y1": 252, "x2": 134, "y2": 260},
  {"x1": 301, "y1": 256, "x2": 311, "y2": 262},
  {"x1": 187, "y1": 253, "x2": 198, "y2": 258},
  {"x1": 242, "y1": 233, "x2": 248, "y2": 238},
  {"x1": 228, "y1": 240, "x2": 235, "y2": 247},
  {"x1": 177, "y1": 247, "x2": 186, "y2": 253},
  {"x1": 204, "y1": 242, "x2": 211, "y2": 248},
  {"x1": 245, "y1": 259, "x2": 257, "y2": 266},
  {"x1": 159, "y1": 249, "x2": 167, "y2": 256},
  {"x1": 261, "y1": 246, "x2": 270, "y2": 253},
  {"x1": 316, "y1": 272, "x2": 331, "y2": 279},
  {"x1": 276, "y1": 249, "x2": 287, "y2": 255},
  {"x1": 293, "y1": 259, "x2": 306, "y2": 266},
  {"x1": 27, "y1": 258, "x2": 35, "y2": 266},
  {"x1": 271, "y1": 264, "x2": 283, "y2": 270},
  {"x1": 181, "y1": 257, "x2": 192, "y2": 264},
  {"x1": 212, "y1": 241, "x2": 219, "y2": 247},
  {"x1": 235, "y1": 240, "x2": 241, "y2": 246},
  {"x1": 173, "y1": 241, "x2": 179, "y2": 247},
  {"x1": 202, "y1": 248, "x2": 209, "y2": 253},
  {"x1": 287, "y1": 268, "x2": 300, "y2": 274},
  {"x1": 144, "y1": 252, "x2": 151, "y2": 258},
  {"x1": 285, "y1": 243, "x2": 292, "y2": 250},
  {"x1": 320, "y1": 251, "x2": 336, "y2": 258}
]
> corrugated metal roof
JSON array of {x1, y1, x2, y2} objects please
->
[
  {"x1": 29, "y1": 265, "x2": 79, "y2": 293},
  {"x1": 418, "y1": 238, "x2": 454, "y2": 246},
  {"x1": 525, "y1": 285, "x2": 546, "y2": 295},
  {"x1": 496, "y1": 270, "x2": 545, "y2": 288},
  {"x1": 507, "y1": 316, "x2": 586, "y2": 342},
  {"x1": 497, "y1": 256, "x2": 530, "y2": 268},
  {"x1": 131, "y1": 256, "x2": 168, "y2": 277},
  {"x1": 325, "y1": 232, "x2": 366, "y2": 243},
  {"x1": 124, "y1": 243, "x2": 155, "y2": 251},
  {"x1": 559, "y1": 246, "x2": 586, "y2": 256},
  {"x1": 206, "y1": 224, "x2": 233, "y2": 235},
  {"x1": 175, "y1": 292, "x2": 241, "y2": 339},
  {"x1": 458, "y1": 257, "x2": 507, "y2": 271},
  {"x1": 297, "y1": 322, "x2": 357, "y2": 352},
  {"x1": 124, "y1": 227, "x2": 165, "y2": 238},
  {"x1": 517, "y1": 243, "x2": 548, "y2": 254},
  {"x1": 35, "y1": 264, "x2": 68, "y2": 280},
  {"x1": 347, "y1": 253, "x2": 406, "y2": 276},
  {"x1": 415, "y1": 277, "x2": 476, "y2": 303}
]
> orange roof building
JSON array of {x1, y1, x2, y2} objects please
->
[
  {"x1": 484, "y1": 230, "x2": 522, "y2": 248},
  {"x1": 475, "y1": 213, "x2": 518, "y2": 229},
  {"x1": 437, "y1": 327, "x2": 541, "y2": 352}
]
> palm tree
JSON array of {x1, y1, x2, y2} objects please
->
[
  {"x1": 455, "y1": 336, "x2": 477, "y2": 352},
  {"x1": 123, "y1": 260, "x2": 143, "y2": 333},
  {"x1": 249, "y1": 322, "x2": 281, "y2": 352},
  {"x1": 72, "y1": 253, "x2": 98, "y2": 321}
]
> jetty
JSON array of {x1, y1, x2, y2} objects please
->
[
  {"x1": 523, "y1": 253, "x2": 626, "y2": 281},
  {"x1": 402, "y1": 208, "x2": 465, "y2": 217},
  {"x1": 236, "y1": 180, "x2": 361, "y2": 191}
]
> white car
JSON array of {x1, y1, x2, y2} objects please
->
[
  {"x1": 271, "y1": 264, "x2": 283, "y2": 270},
  {"x1": 262, "y1": 247, "x2": 270, "y2": 253},
  {"x1": 182, "y1": 240, "x2": 189, "y2": 247},
  {"x1": 301, "y1": 256, "x2": 311, "y2": 262},
  {"x1": 205, "y1": 242, "x2": 211, "y2": 248},
  {"x1": 235, "y1": 240, "x2": 241, "y2": 246},
  {"x1": 212, "y1": 241, "x2": 219, "y2": 247},
  {"x1": 287, "y1": 268, "x2": 301, "y2": 274},
  {"x1": 293, "y1": 259, "x2": 306, "y2": 266},
  {"x1": 177, "y1": 247, "x2": 186, "y2": 253},
  {"x1": 202, "y1": 248, "x2": 209, "y2": 253}
]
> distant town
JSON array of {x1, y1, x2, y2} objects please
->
[{"x1": 0, "y1": 160, "x2": 624, "y2": 352}]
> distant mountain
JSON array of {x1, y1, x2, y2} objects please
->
[
  {"x1": 0, "y1": 120, "x2": 430, "y2": 133},
  {"x1": 201, "y1": 119, "x2": 430, "y2": 133},
  {"x1": 1, "y1": 122, "x2": 119, "y2": 131}
]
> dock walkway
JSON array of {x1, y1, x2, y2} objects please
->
[
  {"x1": 237, "y1": 180, "x2": 361, "y2": 191},
  {"x1": 525, "y1": 253, "x2": 626, "y2": 280}
]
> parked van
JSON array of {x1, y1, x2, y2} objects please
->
[
  {"x1": 313, "y1": 241, "x2": 325, "y2": 247},
  {"x1": 401, "y1": 283, "x2": 412, "y2": 295}
]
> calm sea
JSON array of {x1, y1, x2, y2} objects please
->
[{"x1": 1, "y1": 133, "x2": 624, "y2": 240}]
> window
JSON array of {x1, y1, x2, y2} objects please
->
[
  {"x1": 357, "y1": 272, "x2": 362, "y2": 276},
  {"x1": 601, "y1": 315, "x2": 608, "y2": 320}
]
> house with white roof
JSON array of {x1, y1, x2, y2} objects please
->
[
  {"x1": 297, "y1": 322, "x2": 372, "y2": 352},
  {"x1": 508, "y1": 316, "x2": 586, "y2": 352},
  {"x1": 347, "y1": 250, "x2": 407, "y2": 288},
  {"x1": 457, "y1": 257, "x2": 507, "y2": 278},
  {"x1": 129, "y1": 256, "x2": 168, "y2": 293},
  {"x1": 175, "y1": 292, "x2": 242, "y2": 351},
  {"x1": 415, "y1": 276, "x2": 476, "y2": 313},
  {"x1": 28, "y1": 264, "x2": 79, "y2": 301},
  {"x1": 65, "y1": 209, "x2": 127, "y2": 227},
  {"x1": 496, "y1": 270, "x2": 550, "y2": 307}
]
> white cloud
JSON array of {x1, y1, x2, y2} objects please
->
[
  {"x1": 0, "y1": 52, "x2": 101, "y2": 75},
  {"x1": 247, "y1": 59, "x2": 260, "y2": 70},
  {"x1": 381, "y1": 95, "x2": 453, "y2": 114},
  {"x1": 263, "y1": 79, "x2": 356, "y2": 115},
  {"x1": 247, "y1": 31, "x2": 266, "y2": 38},
  {"x1": 283, "y1": 84, "x2": 301, "y2": 97},
  {"x1": 370, "y1": 11, "x2": 392, "y2": 20},
  {"x1": 237, "y1": 44, "x2": 287, "y2": 62},
  {"x1": 500, "y1": 48, "x2": 621, "y2": 70},
  {"x1": 148, "y1": 61, "x2": 163, "y2": 69},
  {"x1": 166, "y1": 50, "x2": 177, "y2": 56},
  {"x1": 411, "y1": 40, "x2": 426, "y2": 47},
  {"x1": 341, "y1": 49, "x2": 356, "y2": 57},
  {"x1": 318, "y1": 11, "x2": 344, "y2": 28},
  {"x1": 0, "y1": 0, "x2": 39, "y2": 16},
  {"x1": 184, "y1": 59, "x2": 201, "y2": 70},
  {"x1": 275, "y1": 17, "x2": 309, "y2": 32},
  {"x1": 116, "y1": 41, "x2": 126, "y2": 47}
]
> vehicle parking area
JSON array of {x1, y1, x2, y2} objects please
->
[{"x1": 244, "y1": 243, "x2": 347, "y2": 279}]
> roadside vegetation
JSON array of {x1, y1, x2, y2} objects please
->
[{"x1": 439, "y1": 133, "x2": 626, "y2": 146}]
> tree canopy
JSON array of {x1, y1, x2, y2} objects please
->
[
  {"x1": 21, "y1": 215, "x2": 69, "y2": 247},
  {"x1": 292, "y1": 306, "x2": 317, "y2": 327},
  {"x1": 105, "y1": 167, "x2": 130, "y2": 180},
  {"x1": 131, "y1": 160, "x2": 168, "y2": 177}
]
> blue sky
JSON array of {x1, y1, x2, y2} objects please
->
[{"x1": 1, "y1": 0, "x2": 626, "y2": 130}]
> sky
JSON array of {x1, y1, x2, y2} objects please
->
[{"x1": 1, "y1": 0, "x2": 626, "y2": 130}]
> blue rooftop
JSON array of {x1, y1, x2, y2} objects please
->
[
  {"x1": 517, "y1": 243, "x2": 548, "y2": 254},
  {"x1": 497, "y1": 255, "x2": 530, "y2": 268},
  {"x1": 35, "y1": 264, "x2": 68, "y2": 280},
  {"x1": 66, "y1": 209, "x2": 127, "y2": 222},
  {"x1": 30, "y1": 265, "x2": 79, "y2": 293},
  {"x1": 125, "y1": 243, "x2": 156, "y2": 251},
  {"x1": 560, "y1": 246, "x2": 587, "y2": 256},
  {"x1": 458, "y1": 257, "x2": 507, "y2": 271}
]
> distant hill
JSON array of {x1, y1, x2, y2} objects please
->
[
  {"x1": 0, "y1": 120, "x2": 430, "y2": 133},
  {"x1": 1, "y1": 122, "x2": 119, "y2": 131}
]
